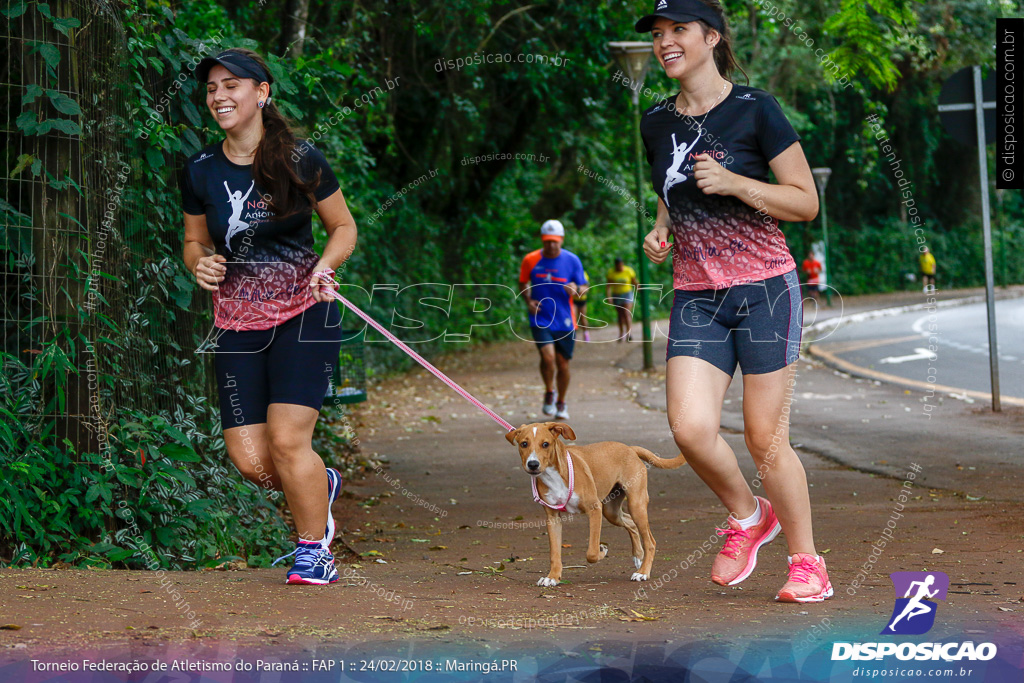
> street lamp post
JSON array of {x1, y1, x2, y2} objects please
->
[
  {"x1": 608, "y1": 41, "x2": 654, "y2": 371},
  {"x1": 811, "y1": 167, "x2": 833, "y2": 307}
]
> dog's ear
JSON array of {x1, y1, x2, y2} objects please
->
[
  {"x1": 546, "y1": 422, "x2": 576, "y2": 442},
  {"x1": 504, "y1": 426, "x2": 521, "y2": 445}
]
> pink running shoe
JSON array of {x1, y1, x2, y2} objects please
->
[
  {"x1": 776, "y1": 553, "x2": 833, "y2": 602},
  {"x1": 710, "y1": 496, "x2": 781, "y2": 586}
]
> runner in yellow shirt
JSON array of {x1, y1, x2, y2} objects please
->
[
  {"x1": 606, "y1": 258, "x2": 638, "y2": 342},
  {"x1": 919, "y1": 247, "x2": 936, "y2": 292}
]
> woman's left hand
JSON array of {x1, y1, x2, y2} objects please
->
[
  {"x1": 310, "y1": 263, "x2": 339, "y2": 303},
  {"x1": 693, "y1": 154, "x2": 739, "y2": 196}
]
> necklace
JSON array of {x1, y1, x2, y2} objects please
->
[{"x1": 678, "y1": 80, "x2": 729, "y2": 136}]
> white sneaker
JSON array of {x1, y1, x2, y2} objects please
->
[
  {"x1": 555, "y1": 403, "x2": 569, "y2": 419},
  {"x1": 542, "y1": 391, "x2": 557, "y2": 416}
]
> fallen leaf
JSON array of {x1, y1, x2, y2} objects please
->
[
  {"x1": 211, "y1": 560, "x2": 247, "y2": 571},
  {"x1": 932, "y1": 548, "x2": 945, "y2": 554},
  {"x1": 561, "y1": 544, "x2": 572, "y2": 548},
  {"x1": 997, "y1": 607, "x2": 1014, "y2": 612},
  {"x1": 0, "y1": 625, "x2": 21, "y2": 630},
  {"x1": 429, "y1": 545, "x2": 447, "y2": 551},
  {"x1": 617, "y1": 608, "x2": 657, "y2": 622}
]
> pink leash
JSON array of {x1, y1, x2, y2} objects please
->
[{"x1": 314, "y1": 271, "x2": 515, "y2": 432}]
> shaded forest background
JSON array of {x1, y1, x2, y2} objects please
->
[
  {"x1": 146, "y1": 0, "x2": 1024, "y2": 342},
  {"x1": 1, "y1": 0, "x2": 1021, "y2": 569}
]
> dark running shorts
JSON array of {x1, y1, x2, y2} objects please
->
[
  {"x1": 666, "y1": 269, "x2": 802, "y2": 376},
  {"x1": 213, "y1": 301, "x2": 343, "y2": 429},
  {"x1": 530, "y1": 326, "x2": 576, "y2": 360}
]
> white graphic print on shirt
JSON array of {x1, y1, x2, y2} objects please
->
[
  {"x1": 224, "y1": 180, "x2": 254, "y2": 252},
  {"x1": 662, "y1": 130, "x2": 703, "y2": 207}
]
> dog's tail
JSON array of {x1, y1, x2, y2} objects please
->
[{"x1": 634, "y1": 447, "x2": 688, "y2": 470}]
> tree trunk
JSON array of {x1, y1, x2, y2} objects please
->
[{"x1": 280, "y1": 0, "x2": 311, "y2": 57}]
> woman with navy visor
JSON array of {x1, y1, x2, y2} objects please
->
[
  {"x1": 179, "y1": 48, "x2": 356, "y2": 585},
  {"x1": 634, "y1": 0, "x2": 833, "y2": 602}
]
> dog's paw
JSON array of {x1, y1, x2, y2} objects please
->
[
  {"x1": 600, "y1": 543, "x2": 609, "y2": 558},
  {"x1": 633, "y1": 556, "x2": 642, "y2": 569},
  {"x1": 630, "y1": 572, "x2": 649, "y2": 582},
  {"x1": 537, "y1": 576, "x2": 560, "y2": 587}
]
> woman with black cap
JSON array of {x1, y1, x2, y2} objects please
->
[
  {"x1": 633, "y1": 0, "x2": 832, "y2": 602},
  {"x1": 179, "y1": 48, "x2": 357, "y2": 585}
]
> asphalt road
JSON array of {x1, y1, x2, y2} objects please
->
[{"x1": 808, "y1": 297, "x2": 1024, "y2": 401}]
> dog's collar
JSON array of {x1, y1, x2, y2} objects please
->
[{"x1": 532, "y1": 451, "x2": 575, "y2": 511}]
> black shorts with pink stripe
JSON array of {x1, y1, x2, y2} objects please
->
[{"x1": 666, "y1": 269, "x2": 803, "y2": 376}]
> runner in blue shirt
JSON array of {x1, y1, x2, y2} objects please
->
[{"x1": 518, "y1": 220, "x2": 586, "y2": 419}]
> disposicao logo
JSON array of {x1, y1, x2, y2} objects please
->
[
  {"x1": 831, "y1": 570, "x2": 998, "y2": 663},
  {"x1": 883, "y1": 571, "x2": 948, "y2": 635}
]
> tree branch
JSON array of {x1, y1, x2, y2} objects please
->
[{"x1": 475, "y1": 5, "x2": 539, "y2": 53}]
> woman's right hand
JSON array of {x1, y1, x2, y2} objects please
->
[
  {"x1": 194, "y1": 254, "x2": 227, "y2": 291},
  {"x1": 643, "y1": 225, "x2": 673, "y2": 265}
]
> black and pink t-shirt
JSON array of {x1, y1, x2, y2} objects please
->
[
  {"x1": 641, "y1": 83, "x2": 801, "y2": 290},
  {"x1": 179, "y1": 141, "x2": 340, "y2": 331}
]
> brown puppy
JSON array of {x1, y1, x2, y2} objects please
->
[{"x1": 505, "y1": 422, "x2": 687, "y2": 586}]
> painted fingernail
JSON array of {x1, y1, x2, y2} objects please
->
[{"x1": 660, "y1": 242, "x2": 666, "y2": 248}]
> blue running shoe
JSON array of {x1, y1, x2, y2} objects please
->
[
  {"x1": 325, "y1": 467, "x2": 343, "y2": 546},
  {"x1": 273, "y1": 541, "x2": 339, "y2": 585}
]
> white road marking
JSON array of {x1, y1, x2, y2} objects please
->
[{"x1": 879, "y1": 348, "x2": 938, "y2": 364}]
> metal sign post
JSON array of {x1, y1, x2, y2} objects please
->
[{"x1": 937, "y1": 66, "x2": 1001, "y2": 412}]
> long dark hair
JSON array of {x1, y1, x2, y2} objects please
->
[
  {"x1": 222, "y1": 48, "x2": 321, "y2": 219},
  {"x1": 694, "y1": 0, "x2": 749, "y2": 85}
]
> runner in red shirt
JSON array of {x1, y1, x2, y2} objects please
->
[{"x1": 801, "y1": 250, "x2": 823, "y2": 303}]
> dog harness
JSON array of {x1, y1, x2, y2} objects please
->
[{"x1": 532, "y1": 451, "x2": 575, "y2": 511}]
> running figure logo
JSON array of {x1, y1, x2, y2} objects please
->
[
  {"x1": 224, "y1": 180, "x2": 255, "y2": 252},
  {"x1": 882, "y1": 571, "x2": 949, "y2": 635},
  {"x1": 663, "y1": 131, "x2": 703, "y2": 207}
]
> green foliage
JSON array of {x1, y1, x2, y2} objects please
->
[
  {"x1": 4, "y1": 0, "x2": 1019, "y2": 569},
  {"x1": 0, "y1": 348, "x2": 291, "y2": 569},
  {"x1": 797, "y1": 216, "x2": 1024, "y2": 296},
  {"x1": 824, "y1": 0, "x2": 920, "y2": 91},
  {"x1": 1, "y1": 0, "x2": 310, "y2": 569}
]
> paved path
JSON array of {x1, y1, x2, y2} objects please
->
[{"x1": 1, "y1": 292, "x2": 1021, "y2": 664}]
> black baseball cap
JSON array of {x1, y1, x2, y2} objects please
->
[
  {"x1": 195, "y1": 50, "x2": 272, "y2": 85},
  {"x1": 635, "y1": 0, "x2": 725, "y2": 33}
]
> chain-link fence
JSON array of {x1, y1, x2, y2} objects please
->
[{"x1": 2, "y1": 0, "x2": 204, "y2": 460}]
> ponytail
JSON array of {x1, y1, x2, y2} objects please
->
[
  {"x1": 695, "y1": 0, "x2": 749, "y2": 85},
  {"x1": 222, "y1": 48, "x2": 321, "y2": 219}
]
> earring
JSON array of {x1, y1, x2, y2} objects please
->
[{"x1": 258, "y1": 100, "x2": 265, "y2": 108}]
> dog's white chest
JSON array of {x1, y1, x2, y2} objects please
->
[{"x1": 537, "y1": 468, "x2": 580, "y2": 513}]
